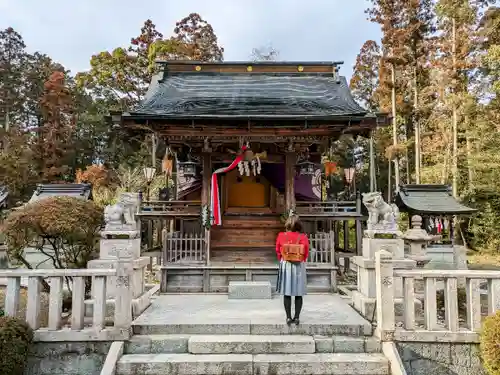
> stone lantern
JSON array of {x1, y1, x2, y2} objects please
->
[{"x1": 403, "y1": 215, "x2": 433, "y2": 267}]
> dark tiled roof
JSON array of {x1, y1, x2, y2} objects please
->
[
  {"x1": 128, "y1": 70, "x2": 367, "y2": 119},
  {"x1": 396, "y1": 184, "x2": 477, "y2": 215},
  {"x1": 28, "y1": 183, "x2": 92, "y2": 203}
]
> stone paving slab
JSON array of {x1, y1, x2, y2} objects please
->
[
  {"x1": 126, "y1": 334, "x2": 381, "y2": 355},
  {"x1": 253, "y1": 353, "x2": 389, "y2": 375},
  {"x1": 117, "y1": 353, "x2": 253, "y2": 375},
  {"x1": 188, "y1": 334, "x2": 315, "y2": 354},
  {"x1": 132, "y1": 294, "x2": 372, "y2": 336},
  {"x1": 116, "y1": 353, "x2": 389, "y2": 375}
]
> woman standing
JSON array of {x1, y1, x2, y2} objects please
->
[{"x1": 276, "y1": 215, "x2": 309, "y2": 325}]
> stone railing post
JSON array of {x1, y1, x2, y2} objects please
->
[
  {"x1": 355, "y1": 191, "x2": 362, "y2": 255},
  {"x1": 375, "y1": 249, "x2": 396, "y2": 341},
  {"x1": 114, "y1": 258, "x2": 133, "y2": 330}
]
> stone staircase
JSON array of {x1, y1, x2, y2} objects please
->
[{"x1": 116, "y1": 321, "x2": 389, "y2": 374}]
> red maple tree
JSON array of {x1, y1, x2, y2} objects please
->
[{"x1": 35, "y1": 71, "x2": 76, "y2": 182}]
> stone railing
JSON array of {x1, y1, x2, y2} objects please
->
[
  {"x1": 375, "y1": 250, "x2": 500, "y2": 342},
  {"x1": 0, "y1": 260, "x2": 132, "y2": 342}
]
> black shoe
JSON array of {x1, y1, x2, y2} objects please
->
[
  {"x1": 286, "y1": 318, "x2": 293, "y2": 326},
  {"x1": 292, "y1": 317, "x2": 300, "y2": 325}
]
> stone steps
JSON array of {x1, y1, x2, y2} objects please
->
[
  {"x1": 116, "y1": 352, "x2": 389, "y2": 375},
  {"x1": 132, "y1": 321, "x2": 371, "y2": 336},
  {"x1": 123, "y1": 295, "x2": 383, "y2": 374},
  {"x1": 125, "y1": 334, "x2": 381, "y2": 355}
]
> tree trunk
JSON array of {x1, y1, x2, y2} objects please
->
[
  {"x1": 405, "y1": 124, "x2": 410, "y2": 184},
  {"x1": 451, "y1": 17, "x2": 459, "y2": 198},
  {"x1": 466, "y1": 127, "x2": 473, "y2": 191},
  {"x1": 5, "y1": 110, "x2": 9, "y2": 132},
  {"x1": 391, "y1": 63, "x2": 400, "y2": 192},
  {"x1": 388, "y1": 158, "x2": 392, "y2": 203},
  {"x1": 414, "y1": 66, "x2": 421, "y2": 184},
  {"x1": 151, "y1": 133, "x2": 157, "y2": 168},
  {"x1": 442, "y1": 142, "x2": 451, "y2": 184}
]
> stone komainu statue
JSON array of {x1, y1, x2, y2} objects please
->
[
  {"x1": 104, "y1": 192, "x2": 140, "y2": 231},
  {"x1": 362, "y1": 191, "x2": 400, "y2": 231}
]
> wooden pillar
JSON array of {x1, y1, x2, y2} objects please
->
[
  {"x1": 201, "y1": 152, "x2": 212, "y2": 265},
  {"x1": 449, "y1": 216, "x2": 454, "y2": 244},
  {"x1": 343, "y1": 220, "x2": 349, "y2": 251},
  {"x1": 201, "y1": 153, "x2": 212, "y2": 206},
  {"x1": 334, "y1": 221, "x2": 340, "y2": 249},
  {"x1": 285, "y1": 152, "x2": 296, "y2": 212}
]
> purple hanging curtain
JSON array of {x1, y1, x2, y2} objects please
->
[{"x1": 261, "y1": 164, "x2": 320, "y2": 201}]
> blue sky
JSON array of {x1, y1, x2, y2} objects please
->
[{"x1": 0, "y1": 0, "x2": 381, "y2": 81}]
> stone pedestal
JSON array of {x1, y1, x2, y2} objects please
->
[
  {"x1": 88, "y1": 257, "x2": 148, "y2": 299},
  {"x1": 86, "y1": 229, "x2": 152, "y2": 319},
  {"x1": 228, "y1": 281, "x2": 272, "y2": 299},
  {"x1": 362, "y1": 237, "x2": 404, "y2": 259},
  {"x1": 99, "y1": 237, "x2": 141, "y2": 260},
  {"x1": 352, "y1": 237, "x2": 416, "y2": 319}
]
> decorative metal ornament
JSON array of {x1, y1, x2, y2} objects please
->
[
  {"x1": 178, "y1": 155, "x2": 199, "y2": 180},
  {"x1": 298, "y1": 65, "x2": 304, "y2": 72},
  {"x1": 296, "y1": 158, "x2": 316, "y2": 176},
  {"x1": 195, "y1": 65, "x2": 201, "y2": 71},
  {"x1": 247, "y1": 66, "x2": 253, "y2": 72}
]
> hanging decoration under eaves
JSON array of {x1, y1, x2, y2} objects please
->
[
  {"x1": 178, "y1": 154, "x2": 199, "y2": 180},
  {"x1": 237, "y1": 145, "x2": 266, "y2": 177},
  {"x1": 296, "y1": 150, "x2": 316, "y2": 176},
  {"x1": 162, "y1": 148, "x2": 173, "y2": 177}
]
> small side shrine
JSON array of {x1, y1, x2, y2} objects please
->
[
  {"x1": 396, "y1": 184, "x2": 477, "y2": 269},
  {"x1": 28, "y1": 183, "x2": 93, "y2": 203}
]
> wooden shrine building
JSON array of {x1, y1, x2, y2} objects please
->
[
  {"x1": 396, "y1": 184, "x2": 477, "y2": 242},
  {"x1": 112, "y1": 61, "x2": 388, "y2": 293}
]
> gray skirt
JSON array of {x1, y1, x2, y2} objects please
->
[{"x1": 276, "y1": 260, "x2": 307, "y2": 296}]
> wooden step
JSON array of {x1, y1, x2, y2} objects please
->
[
  {"x1": 221, "y1": 216, "x2": 282, "y2": 229},
  {"x1": 210, "y1": 248, "x2": 277, "y2": 264},
  {"x1": 211, "y1": 241, "x2": 275, "y2": 248},
  {"x1": 211, "y1": 228, "x2": 279, "y2": 242}
]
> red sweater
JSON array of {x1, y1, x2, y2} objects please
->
[{"x1": 275, "y1": 231, "x2": 310, "y2": 262}]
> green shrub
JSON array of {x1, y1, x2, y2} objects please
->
[
  {"x1": 0, "y1": 316, "x2": 33, "y2": 375},
  {"x1": 2, "y1": 196, "x2": 103, "y2": 270},
  {"x1": 481, "y1": 310, "x2": 500, "y2": 375}
]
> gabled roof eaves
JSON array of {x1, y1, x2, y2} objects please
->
[{"x1": 397, "y1": 184, "x2": 477, "y2": 215}]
